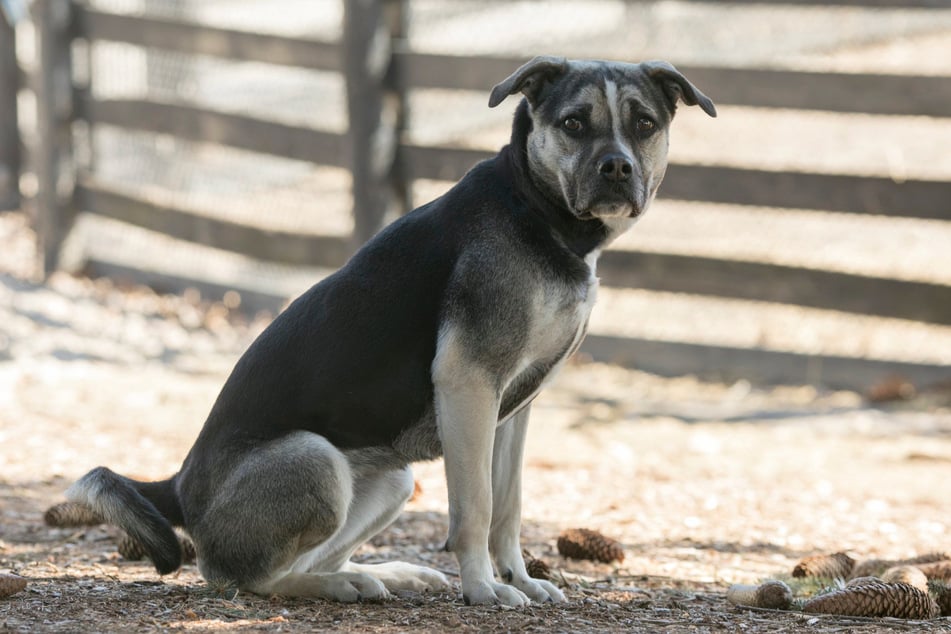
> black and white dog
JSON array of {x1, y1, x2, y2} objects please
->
[{"x1": 68, "y1": 57, "x2": 715, "y2": 606}]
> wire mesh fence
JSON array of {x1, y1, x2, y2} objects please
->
[{"x1": 83, "y1": 0, "x2": 348, "y2": 234}]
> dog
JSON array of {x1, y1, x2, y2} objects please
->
[{"x1": 67, "y1": 57, "x2": 715, "y2": 606}]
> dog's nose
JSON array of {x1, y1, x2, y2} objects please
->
[{"x1": 597, "y1": 153, "x2": 634, "y2": 182}]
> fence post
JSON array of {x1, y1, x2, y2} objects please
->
[
  {"x1": 31, "y1": 0, "x2": 75, "y2": 276},
  {"x1": 0, "y1": 12, "x2": 19, "y2": 210},
  {"x1": 382, "y1": 0, "x2": 411, "y2": 215},
  {"x1": 343, "y1": 0, "x2": 402, "y2": 248}
]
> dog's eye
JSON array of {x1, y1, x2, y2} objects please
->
[
  {"x1": 635, "y1": 117, "x2": 656, "y2": 138},
  {"x1": 562, "y1": 117, "x2": 583, "y2": 133}
]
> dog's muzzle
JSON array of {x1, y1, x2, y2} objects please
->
[
  {"x1": 570, "y1": 149, "x2": 645, "y2": 220},
  {"x1": 594, "y1": 151, "x2": 642, "y2": 218}
]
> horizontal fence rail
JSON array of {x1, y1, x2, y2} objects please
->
[
  {"x1": 581, "y1": 335, "x2": 951, "y2": 390},
  {"x1": 76, "y1": 95, "x2": 347, "y2": 168},
  {"x1": 714, "y1": 0, "x2": 951, "y2": 6},
  {"x1": 661, "y1": 165, "x2": 951, "y2": 220},
  {"x1": 74, "y1": 181, "x2": 351, "y2": 268},
  {"x1": 597, "y1": 251, "x2": 951, "y2": 325},
  {"x1": 74, "y1": 6, "x2": 340, "y2": 71},
  {"x1": 397, "y1": 52, "x2": 951, "y2": 117}
]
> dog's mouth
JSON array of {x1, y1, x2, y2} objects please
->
[
  {"x1": 571, "y1": 180, "x2": 644, "y2": 220},
  {"x1": 563, "y1": 175, "x2": 647, "y2": 221},
  {"x1": 576, "y1": 199, "x2": 641, "y2": 221}
]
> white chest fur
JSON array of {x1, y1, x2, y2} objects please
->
[
  {"x1": 501, "y1": 250, "x2": 600, "y2": 417},
  {"x1": 432, "y1": 249, "x2": 603, "y2": 427},
  {"x1": 530, "y1": 250, "x2": 598, "y2": 355}
]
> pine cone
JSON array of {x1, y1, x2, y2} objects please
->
[
  {"x1": 908, "y1": 552, "x2": 950, "y2": 564},
  {"x1": 931, "y1": 581, "x2": 951, "y2": 617},
  {"x1": 866, "y1": 376, "x2": 916, "y2": 403},
  {"x1": 850, "y1": 559, "x2": 891, "y2": 579},
  {"x1": 525, "y1": 557, "x2": 551, "y2": 581},
  {"x1": 0, "y1": 574, "x2": 27, "y2": 598},
  {"x1": 521, "y1": 549, "x2": 551, "y2": 580},
  {"x1": 726, "y1": 580, "x2": 793, "y2": 610},
  {"x1": 851, "y1": 553, "x2": 948, "y2": 579},
  {"x1": 118, "y1": 531, "x2": 196, "y2": 563},
  {"x1": 792, "y1": 552, "x2": 855, "y2": 579},
  {"x1": 117, "y1": 533, "x2": 147, "y2": 561},
  {"x1": 881, "y1": 565, "x2": 928, "y2": 592},
  {"x1": 43, "y1": 502, "x2": 103, "y2": 527},
  {"x1": 802, "y1": 580, "x2": 939, "y2": 619},
  {"x1": 179, "y1": 534, "x2": 197, "y2": 562},
  {"x1": 916, "y1": 560, "x2": 951, "y2": 581},
  {"x1": 556, "y1": 528, "x2": 624, "y2": 564}
]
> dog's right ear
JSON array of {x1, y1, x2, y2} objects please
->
[{"x1": 488, "y1": 56, "x2": 568, "y2": 108}]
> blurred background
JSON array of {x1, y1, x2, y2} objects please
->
[{"x1": 2, "y1": 0, "x2": 950, "y2": 391}]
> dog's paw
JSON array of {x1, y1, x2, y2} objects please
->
[
  {"x1": 511, "y1": 577, "x2": 566, "y2": 603},
  {"x1": 462, "y1": 581, "x2": 531, "y2": 607},
  {"x1": 392, "y1": 564, "x2": 451, "y2": 593},
  {"x1": 325, "y1": 572, "x2": 389, "y2": 603},
  {"x1": 346, "y1": 561, "x2": 450, "y2": 594}
]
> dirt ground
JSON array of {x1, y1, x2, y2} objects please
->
[{"x1": 2, "y1": 210, "x2": 951, "y2": 633}]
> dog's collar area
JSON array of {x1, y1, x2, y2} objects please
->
[{"x1": 498, "y1": 144, "x2": 608, "y2": 260}]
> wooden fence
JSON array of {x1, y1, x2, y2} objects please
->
[
  {"x1": 18, "y1": 0, "x2": 951, "y2": 389},
  {"x1": 0, "y1": 9, "x2": 20, "y2": 210}
]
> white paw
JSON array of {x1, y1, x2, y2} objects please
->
[
  {"x1": 463, "y1": 581, "x2": 530, "y2": 606},
  {"x1": 327, "y1": 572, "x2": 389, "y2": 602},
  {"x1": 348, "y1": 561, "x2": 451, "y2": 594},
  {"x1": 391, "y1": 564, "x2": 451, "y2": 593},
  {"x1": 511, "y1": 577, "x2": 566, "y2": 603}
]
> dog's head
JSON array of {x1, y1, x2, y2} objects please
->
[{"x1": 490, "y1": 57, "x2": 716, "y2": 222}]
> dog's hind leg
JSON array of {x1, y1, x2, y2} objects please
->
[
  {"x1": 186, "y1": 431, "x2": 388, "y2": 602},
  {"x1": 295, "y1": 463, "x2": 450, "y2": 594}
]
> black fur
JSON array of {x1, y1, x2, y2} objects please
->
[
  {"x1": 173, "y1": 99, "x2": 605, "y2": 519},
  {"x1": 67, "y1": 468, "x2": 182, "y2": 574}
]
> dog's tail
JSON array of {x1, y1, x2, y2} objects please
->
[{"x1": 66, "y1": 467, "x2": 183, "y2": 575}]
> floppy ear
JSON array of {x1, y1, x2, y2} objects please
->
[
  {"x1": 644, "y1": 61, "x2": 717, "y2": 118},
  {"x1": 488, "y1": 56, "x2": 569, "y2": 108}
]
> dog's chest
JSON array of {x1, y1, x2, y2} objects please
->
[
  {"x1": 498, "y1": 253, "x2": 599, "y2": 418},
  {"x1": 527, "y1": 262, "x2": 597, "y2": 360},
  {"x1": 388, "y1": 254, "x2": 599, "y2": 464}
]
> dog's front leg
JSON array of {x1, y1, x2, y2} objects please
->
[
  {"x1": 490, "y1": 405, "x2": 566, "y2": 603},
  {"x1": 434, "y1": 350, "x2": 529, "y2": 606},
  {"x1": 437, "y1": 382, "x2": 531, "y2": 606}
]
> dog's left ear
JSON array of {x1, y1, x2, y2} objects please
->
[
  {"x1": 644, "y1": 61, "x2": 717, "y2": 118},
  {"x1": 488, "y1": 56, "x2": 569, "y2": 108}
]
